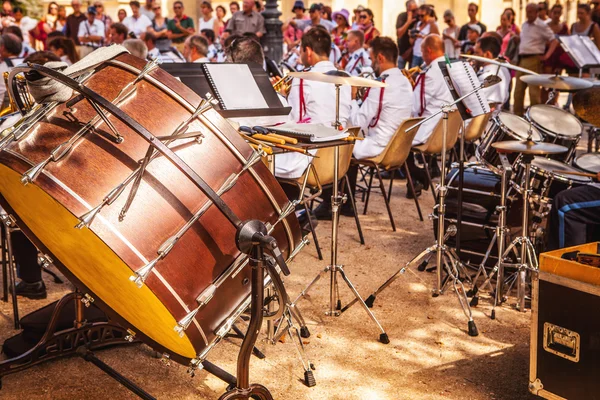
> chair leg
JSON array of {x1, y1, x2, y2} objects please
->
[
  {"x1": 374, "y1": 167, "x2": 396, "y2": 232},
  {"x1": 345, "y1": 175, "x2": 365, "y2": 245},
  {"x1": 404, "y1": 162, "x2": 423, "y2": 222},
  {"x1": 303, "y1": 202, "x2": 323, "y2": 260},
  {"x1": 387, "y1": 169, "x2": 395, "y2": 200},
  {"x1": 363, "y1": 167, "x2": 375, "y2": 215},
  {"x1": 420, "y1": 152, "x2": 437, "y2": 202}
]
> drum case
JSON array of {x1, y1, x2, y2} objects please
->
[{"x1": 530, "y1": 242, "x2": 600, "y2": 400}]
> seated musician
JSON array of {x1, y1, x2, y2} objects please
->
[
  {"x1": 314, "y1": 36, "x2": 413, "y2": 219},
  {"x1": 0, "y1": 33, "x2": 24, "y2": 107},
  {"x1": 342, "y1": 30, "x2": 372, "y2": 76},
  {"x1": 546, "y1": 174, "x2": 600, "y2": 251},
  {"x1": 275, "y1": 26, "x2": 351, "y2": 182},
  {"x1": 473, "y1": 36, "x2": 511, "y2": 107},
  {"x1": 406, "y1": 34, "x2": 454, "y2": 198}
]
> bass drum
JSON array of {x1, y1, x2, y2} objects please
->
[
  {"x1": 0, "y1": 54, "x2": 301, "y2": 365},
  {"x1": 476, "y1": 112, "x2": 543, "y2": 175},
  {"x1": 433, "y1": 166, "x2": 521, "y2": 268}
]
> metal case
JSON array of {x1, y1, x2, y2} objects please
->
[{"x1": 530, "y1": 243, "x2": 600, "y2": 399}]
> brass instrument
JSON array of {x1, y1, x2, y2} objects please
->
[
  {"x1": 0, "y1": 72, "x2": 32, "y2": 117},
  {"x1": 401, "y1": 66, "x2": 422, "y2": 88},
  {"x1": 273, "y1": 74, "x2": 293, "y2": 96}
]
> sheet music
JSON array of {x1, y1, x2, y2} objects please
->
[
  {"x1": 203, "y1": 64, "x2": 268, "y2": 110},
  {"x1": 559, "y1": 35, "x2": 600, "y2": 68},
  {"x1": 447, "y1": 61, "x2": 489, "y2": 119},
  {"x1": 270, "y1": 122, "x2": 349, "y2": 142}
]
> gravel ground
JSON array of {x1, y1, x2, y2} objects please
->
[{"x1": 0, "y1": 175, "x2": 538, "y2": 400}]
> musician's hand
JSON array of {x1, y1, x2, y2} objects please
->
[
  {"x1": 597, "y1": 172, "x2": 600, "y2": 181},
  {"x1": 351, "y1": 86, "x2": 359, "y2": 100}
]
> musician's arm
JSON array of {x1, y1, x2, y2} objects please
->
[{"x1": 349, "y1": 88, "x2": 380, "y2": 135}]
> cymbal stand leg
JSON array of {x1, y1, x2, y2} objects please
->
[
  {"x1": 1, "y1": 221, "x2": 8, "y2": 302},
  {"x1": 4, "y1": 220, "x2": 19, "y2": 329},
  {"x1": 444, "y1": 254, "x2": 476, "y2": 332}
]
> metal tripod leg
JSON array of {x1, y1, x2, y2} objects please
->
[{"x1": 443, "y1": 253, "x2": 478, "y2": 336}]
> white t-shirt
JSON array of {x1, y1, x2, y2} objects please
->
[
  {"x1": 198, "y1": 16, "x2": 215, "y2": 32},
  {"x1": 123, "y1": 14, "x2": 152, "y2": 38},
  {"x1": 77, "y1": 19, "x2": 105, "y2": 47}
]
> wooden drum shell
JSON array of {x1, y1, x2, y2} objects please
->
[{"x1": 0, "y1": 54, "x2": 301, "y2": 364}]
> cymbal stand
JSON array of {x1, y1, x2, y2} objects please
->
[
  {"x1": 467, "y1": 154, "x2": 512, "y2": 316},
  {"x1": 356, "y1": 92, "x2": 488, "y2": 336},
  {"x1": 292, "y1": 83, "x2": 390, "y2": 344}
]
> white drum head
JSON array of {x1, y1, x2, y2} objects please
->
[
  {"x1": 497, "y1": 112, "x2": 543, "y2": 141},
  {"x1": 532, "y1": 157, "x2": 592, "y2": 183},
  {"x1": 575, "y1": 153, "x2": 600, "y2": 174},
  {"x1": 528, "y1": 104, "x2": 582, "y2": 138}
]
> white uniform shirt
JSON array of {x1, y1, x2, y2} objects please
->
[
  {"x1": 77, "y1": 19, "x2": 105, "y2": 47},
  {"x1": 329, "y1": 43, "x2": 341, "y2": 66},
  {"x1": 193, "y1": 57, "x2": 210, "y2": 63},
  {"x1": 519, "y1": 18, "x2": 555, "y2": 55},
  {"x1": 479, "y1": 63, "x2": 511, "y2": 106},
  {"x1": 345, "y1": 48, "x2": 371, "y2": 76},
  {"x1": 123, "y1": 14, "x2": 152, "y2": 38},
  {"x1": 275, "y1": 60, "x2": 352, "y2": 179},
  {"x1": 147, "y1": 47, "x2": 160, "y2": 60},
  {"x1": 350, "y1": 68, "x2": 414, "y2": 160},
  {"x1": 412, "y1": 55, "x2": 454, "y2": 145}
]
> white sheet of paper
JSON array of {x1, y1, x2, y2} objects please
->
[
  {"x1": 447, "y1": 61, "x2": 489, "y2": 119},
  {"x1": 204, "y1": 64, "x2": 268, "y2": 110}
]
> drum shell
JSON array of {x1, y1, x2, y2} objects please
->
[{"x1": 0, "y1": 54, "x2": 301, "y2": 364}]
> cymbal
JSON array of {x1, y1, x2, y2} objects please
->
[
  {"x1": 460, "y1": 54, "x2": 540, "y2": 75},
  {"x1": 520, "y1": 74, "x2": 593, "y2": 91},
  {"x1": 492, "y1": 140, "x2": 568, "y2": 155},
  {"x1": 288, "y1": 70, "x2": 387, "y2": 88},
  {"x1": 573, "y1": 87, "x2": 600, "y2": 126}
]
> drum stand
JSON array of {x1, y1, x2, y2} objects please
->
[
  {"x1": 357, "y1": 105, "x2": 479, "y2": 337},
  {"x1": 291, "y1": 83, "x2": 390, "y2": 344}
]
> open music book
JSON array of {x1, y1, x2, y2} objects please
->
[
  {"x1": 439, "y1": 60, "x2": 490, "y2": 120},
  {"x1": 558, "y1": 35, "x2": 600, "y2": 69},
  {"x1": 202, "y1": 63, "x2": 268, "y2": 110},
  {"x1": 268, "y1": 123, "x2": 350, "y2": 142}
]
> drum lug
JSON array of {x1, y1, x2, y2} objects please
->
[
  {"x1": 124, "y1": 329, "x2": 136, "y2": 342},
  {"x1": 81, "y1": 293, "x2": 94, "y2": 308},
  {"x1": 160, "y1": 353, "x2": 171, "y2": 366},
  {"x1": 197, "y1": 284, "x2": 217, "y2": 307},
  {"x1": 38, "y1": 254, "x2": 53, "y2": 268},
  {"x1": 0, "y1": 212, "x2": 16, "y2": 227},
  {"x1": 188, "y1": 358, "x2": 205, "y2": 377},
  {"x1": 129, "y1": 257, "x2": 161, "y2": 288},
  {"x1": 174, "y1": 305, "x2": 202, "y2": 338},
  {"x1": 287, "y1": 237, "x2": 310, "y2": 263},
  {"x1": 75, "y1": 203, "x2": 104, "y2": 229},
  {"x1": 21, "y1": 159, "x2": 50, "y2": 185}
]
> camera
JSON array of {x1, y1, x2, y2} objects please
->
[{"x1": 409, "y1": 29, "x2": 419, "y2": 38}]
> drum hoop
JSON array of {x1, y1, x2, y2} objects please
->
[
  {"x1": 574, "y1": 153, "x2": 600, "y2": 173},
  {"x1": 107, "y1": 59, "x2": 297, "y2": 253},
  {"x1": 526, "y1": 105, "x2": 583, "y2": 138},
  {"x1": 529, "y1": 162, "x2": 591, "y2": 184},
  {"x1": 495, "y1": 113, "x2": 542, "y2": 141}
]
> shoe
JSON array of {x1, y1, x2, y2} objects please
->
[
  {"x1": 313, "y1": 202, "x2": 332, "y2": 220},
  {"x1": 11, "y1": 280, "x2": 47, "y2": 300},
  {"x1": 379, "y1": 169, "x2": 405, "y2": 180},
  {"x1": 340, "y1": 204, "x2": 355, "y2": 217},
  {"x1": 406, "y1": 182, "x2": 423, "y2": 199}
]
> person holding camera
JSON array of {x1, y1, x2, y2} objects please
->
[
  {"x1": 409, "y1": 4, "x2": 438, "y2": 68},
  {"x1": 395, "y1": 0, "x2": 418, "y2": 68}
]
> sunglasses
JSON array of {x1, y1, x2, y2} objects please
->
[
  {"x1": 174, "y1": 5, "x2": 182, "y2": 8},
  {"x1": 359, "y1": 15, "x2": 367, "y2": 19},
  {"x1": 153, "y1": 6, "x2": 160, "y2": 10}
]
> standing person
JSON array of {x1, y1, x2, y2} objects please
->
[
  {"x1": 290, "y1": 4, "x2": 331, "y2": 33},
  {"x1": 342, "y1": 30, "x2": 371, "y2": 76},
  {"x1": 442, "y1": 9, "x2": 460, "y2": 59},
  {"x1": 284, "y1": 1, "x2": 306, "y2": 50},
  {"x1": 94, "y1": 1, "x2": 113, "y2": 38},
  {"x1": 497, "y1": 10, "x2": 518, "y2": 61},
  {"x1": 30, "y1": 2, "x2": 58, "y2": 50},
  {"x1": 198, "y1": 1, "x2": 217, "y2": 33},
  {"x1": 56, "y1": 5, "x2": 67, "y2": 32},
  {"x1": 502, "y1": 7, "x2": 521, "y2": 35},
  {"x1": 227, "y1": 0, "x2": 265, "y2": 37},
  {"x1": 117, "y1": 9, "x2": 127, "y2": 23},
  {"x1": 215, "y1": 5, "x2": 227, "y2": 37},
  {"x1": 543, "y1": 3, "x2": 568, "y2": 101},
  {"x1": 351, "y1": 6, "x2": 365, "y2": 29},
  {"x1": 410, "y1": 4, "x2": 439, "y2": 68},
  {"x1": 571, "y1": 4, "x2": 600, "y2": 49},
  {"x1": 396, "y1": 0, "x2": 418, "y2": 68},
  {"x1": 183, "y1": 34, "x2": 210, "y2": 63},
  {"x1": 460, "y1": 24, "x2": 481, "y2": 54},
  {"x1": 167, "y1": 1, "x2": 195, "y2": 52},
  {"x1": 78, "y1": 6, "x2": 104, "y2": 57},
  {"x1": 200, "y1": 28, "x2": 217, "y2": 60},
  {"x1": 147, "y1": 2, "x2": 170, "y2": 51},
  {"x1": 65, "y1": 0, "x2": 86, "y2": 45},
  {"x1": 593, "y1": 1, "x2": 600, "y2": 26},
  {"x1": 458, "y1": 3, "x2": 487, "y2": 41},
  {"x1": 140, "y1": 0, "x2": 155, "y2": 20},
  {"x1": 322, "y1": 6, "x2": 332, "y2": 22},
  {"x1": 123, "y1": 1, "x2": 152, "y2": 38},
  {"x1": 513, "y1": 2, "x2": 559, "y2": 116},
  {"x1": 229, "y1": 1, "x2": 240, "y2": 17},
  {"x1": 331, "y1": 8, "x2": 350, "y2": 48},
  {"x1": 359, "y1": 8, "x2": 379, "y2": 47},
  {"x1": 538, "y1": 1, "x2": 549, "y2": 22}
]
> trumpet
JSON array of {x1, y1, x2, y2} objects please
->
[
  {"x1": 272, "y1": 74, "x2": 293, "y2": 96},
  {"x1": 0, "y1": 72, "x2": 32, "y2": 117},
  {"x1": 402, "y1": 66, "x2": 422, "y2": 88},
  {"x1": 356, "y1": 71, "x2": 377, "y2": 101}
]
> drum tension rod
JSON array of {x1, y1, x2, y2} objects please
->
[
  {"x1": 19, "y1": 61, "x2": 160, "y2": 186},
  {"x1": 118, "y1": 96, "x2": 218, "y2": 222},
  {"x1": 129, "y1": 149, "x2": 264, "y2": 290}
]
